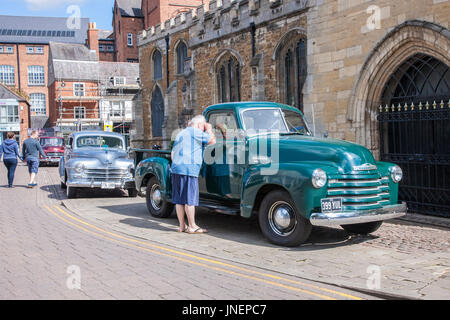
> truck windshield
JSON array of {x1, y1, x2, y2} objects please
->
[
  {"x1": 241, "y1": 108, "x2": 310, "y2": 135},
  {"x1": 40, "y1": 138, "x2": 64, "y2": 147},
  {"x1": 76, "y1": 136, "x2": 124, "y2": 149}
]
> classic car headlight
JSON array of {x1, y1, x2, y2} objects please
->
[
  {"x1": 74, "y1": 162, "x2": 86, "y2": 173},
  {"x1": 389, "y1": 165, "x2": 403, "y2": 183},
  {"x1": 312, "y1": 169, "x2": 327, "y2": 188}
]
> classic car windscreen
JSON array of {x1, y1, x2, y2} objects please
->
[
  {"x1": 242, "y1": 109, "x2": 289, "y2": 132},
  {"x1": 282, "y1": 110, "x2": 310, "y2": 135},
  {"x1": 76, "y1": 136, "x2": 124, "y2": 149},
  {"x1": 40, "y1": 138, "x2": 64, "y2": 147}
]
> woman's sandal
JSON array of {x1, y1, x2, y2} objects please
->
[{"x1": 187, "y1": 227, "x2": 208, "y2": 234}]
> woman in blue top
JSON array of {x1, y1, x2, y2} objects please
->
[{"x1": 0, "y1": 132, "x2": 23, "y2": 188}]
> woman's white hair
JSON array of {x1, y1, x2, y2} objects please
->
[{"x1": 189, "y1": 115, "x2": 206, "y2": 127}]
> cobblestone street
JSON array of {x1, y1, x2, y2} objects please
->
[{"x1": 0, "y1": 164, "x2": 449, "y2": 300}]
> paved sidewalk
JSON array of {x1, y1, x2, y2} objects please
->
[
  {"x1": 0, "y1": 164, "x2": 377, "y2": 300},
  {"x1": 39, "y1": 167, "x2": 450, "y2": 300}
]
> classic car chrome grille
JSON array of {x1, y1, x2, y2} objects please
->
[
  {"x1": 45, "y1": 152, "x2": 64, "y2": 157},
  {"x1": 84, "y1": 168, "x2": 129, "y2": 181},
  {"x1": 327, "y1": 176, "x2": 390, "y2": 210}
]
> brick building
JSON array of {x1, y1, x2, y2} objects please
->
[
  {"x1": 0, "y1": 83, "x2": 30, "y2": 145},
  {"x1": 111, "y1": 0, "x2": 208, "y2": 62},
  {"x1": 48, "y1": 41, "x2": 139, "y2": 139},
  {"x1": 98, "y1": 30, "x2": 116, "y2": 62},
  {"x1": 0, "y1": 15, "x2": 90, "y2": 131},
  {"x1": 135, "y1": 0, "x2": 449, "y2": 217}
]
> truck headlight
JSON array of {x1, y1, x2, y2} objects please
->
[
  {"x1": 389, "y1": 166, "x2": 403, "y2": 183},
  {"x1": 312, "y1": 169, "x2": 327, "y2": 188},
  {"x1": 74, "y1": 163, "x2": 85, "y2": 173}
]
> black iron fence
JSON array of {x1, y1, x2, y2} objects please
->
[{"x1": 378, "y1": 100, "x2": 450, "y2": 218}]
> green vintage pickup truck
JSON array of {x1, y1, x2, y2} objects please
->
[{"x1": 134, "y1": 102, "x2": 406, "y2": 246}]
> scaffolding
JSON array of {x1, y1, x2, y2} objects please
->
[{"x1": 55, "y1": 62, "x2": 133, "y2": 138}]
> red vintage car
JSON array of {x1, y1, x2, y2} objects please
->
[{"x1": 39, "y1": 136, "x2": 65, "y2": 166}]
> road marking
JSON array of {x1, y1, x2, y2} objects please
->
[{"x1": 46, "y1": 204, "x2": 364, "y2": 300}]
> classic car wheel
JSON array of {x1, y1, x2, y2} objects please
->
[
  {"x1": 128, "y1": 188, "x2": 138, "y2": 198},
  {"x1": 66, "y1": 185, "x2": 78, "y2": 199},
  {"x1": 341, "y1": 221, "x2": 382, "y2": 235},
  {"x1": 259, "y1": 190, "x2": 312, "y2": 247},
  {"x1": 146, "y1": 177, "x2": 173, "y2": 218}
]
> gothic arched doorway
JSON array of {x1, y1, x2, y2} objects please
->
[
  {"x1": 151, "y1": 86, "x2": 164, "y2": 137},
  {"x1": 378, "y1": 53, "x2": 450, "y2": 217}
]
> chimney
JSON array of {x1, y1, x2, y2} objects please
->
[{"x1": 87, "y1": 22, "x2": 99, "y2": 60}]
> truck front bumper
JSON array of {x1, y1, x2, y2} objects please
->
[{"x1": 309, "y1": 202, "x2": 407, "y2": 227}]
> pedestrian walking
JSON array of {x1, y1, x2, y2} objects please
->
[
  {"x1": 0, "y1": 132, "x2": 23, "y2": 188},
  {"x1": 171, "y1": 115, "x2": 216, "y2": 234},
  {"x1": 22, "y1": 130, "x2": 47, "y2": 188}
]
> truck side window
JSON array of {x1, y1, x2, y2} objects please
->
[{"x1": 208, "y1": 112, "x2": 238, "y2": 140}]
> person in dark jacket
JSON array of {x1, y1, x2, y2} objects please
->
[
  {"x1": 0, "y1": 132, "x2": 23, "y2": 188},
  {"x1": 22, "y1": 130, "x2": 47, "y2": 188}
]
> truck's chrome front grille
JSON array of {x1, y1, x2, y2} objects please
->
[{"x1": 327, "y1": 176, "x2": 390, "y2": 210}]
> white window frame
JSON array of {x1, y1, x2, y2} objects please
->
[
  {"x1": 113, "y1": 77, "x2": 126, "y2": 86},
  {"x1": 0, "y1": 65, "x2": 15, "y2": 85},
  {"x1": 0, "y1": 47, "x2": 3, "y2": 53},
  {"x1": 0, "y1": 105, "x2": 19, "y2": 124},
  {"x1": 28, "y1": 65, "x2": 45, "y2": 86},
  {"x1": 35, "y1": 46, "x2": 44, "y2": 54},
  {"x1": 26, "y1": 47, "x2": 34, "y2": 54},
  {"x1": 107, "y1": 45, "x2": 114, "y2": 52},
  {"x1": 74, "y1": 106, "x2": 86, "y2": 119},
  {"x1": 30, "y1": 93, "x2": 46, "y2": 115},
  {"x1": 5, "y1": 46, "x2": 13, "y2": 53},
  {"x1": 73, "y1": 83, "x2": 85, "y2": 97},
  {"x1": 110, "y1": 101, "x2": 124, "y2": 118},
  {"x1": 99, "y1": 45, "x2": 105, "y2": 52},
  {"x1": 127, "y1": 33, "x2": 133, "y2": 47}
]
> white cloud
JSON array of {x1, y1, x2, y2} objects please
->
[{"x1": 25, "y1": 0, "x2": 85, "y2": 11}]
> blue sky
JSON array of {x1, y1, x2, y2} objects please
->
[{"x1": 0, "y1": 0, "x2": 114, "y2": 31}]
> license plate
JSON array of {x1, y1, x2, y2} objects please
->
[
  {"x1": 51, "y1": 158, "x2": 59, "y2": 162},
  {"x1": 101, "y1": 182, "x2": 116, "y2": 189},
  {"x1": 321, "y1": 198, "x2": 342, "y2": 213}
]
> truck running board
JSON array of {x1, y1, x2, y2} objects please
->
[{"x1": 199, "y1": 201, "x2": 240, "y2": 216}]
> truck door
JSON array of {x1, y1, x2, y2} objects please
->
[{"x1": 200, "y1": 111, "x2": 244, "y2": 202}]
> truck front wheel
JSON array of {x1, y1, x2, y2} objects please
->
[
  {"x1": 258, "y1": 190, "x2": 312, "y2": 247},
  {"x1": 146, "y1": 176, "x2": 174, "y2": 218},
  {"x1": 341, "y1": 221, "x2": 382, "y2": 235}
]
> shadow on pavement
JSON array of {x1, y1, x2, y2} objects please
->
[{"x1": 98, "y1": 202, "x2": 377, "y2": 251}]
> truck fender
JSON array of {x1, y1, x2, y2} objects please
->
[
  {"x1": 136, "y1": 157, "x2": 172, "y2": 197},
  {"x1": 240, "y1": 163, "x2": 328, "y2": 219}
]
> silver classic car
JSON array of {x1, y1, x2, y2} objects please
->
[{"x1": 59, "y1": 131, "x2": 137, "y2": 199}]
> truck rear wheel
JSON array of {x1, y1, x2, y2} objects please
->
[
  {"x1": 341, "y1": 221, "x2": 382, "y2": 235},
  {"x1": 258, "y1": 190, "x2": 312, "y2": 247},
  {"x1": 146, "y1": 176, "x2": 173, "y2": 218}
]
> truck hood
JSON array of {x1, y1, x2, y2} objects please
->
[{"x1": 275, "y1": 135, "x2": 376, "y2": 175}]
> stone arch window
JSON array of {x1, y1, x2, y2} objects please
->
[
  {"x1": 381, "y1": 53, "x2": 450, "y2": 105},
  {"x1": 277, "y1": 38, "x2": 307, "y2": 110},
  {"x1": 151, "y1": 85, "x2": 164, "y2": 137},
  {"x1": 176, "y1": 41, "x2": 188, "y2": 75},
  {"x1": 216, "y1": 54, "x2": 241, "y2": 103},
  {"x1": 153, "y1": 49, "x2": 163, "y2": 80}
]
